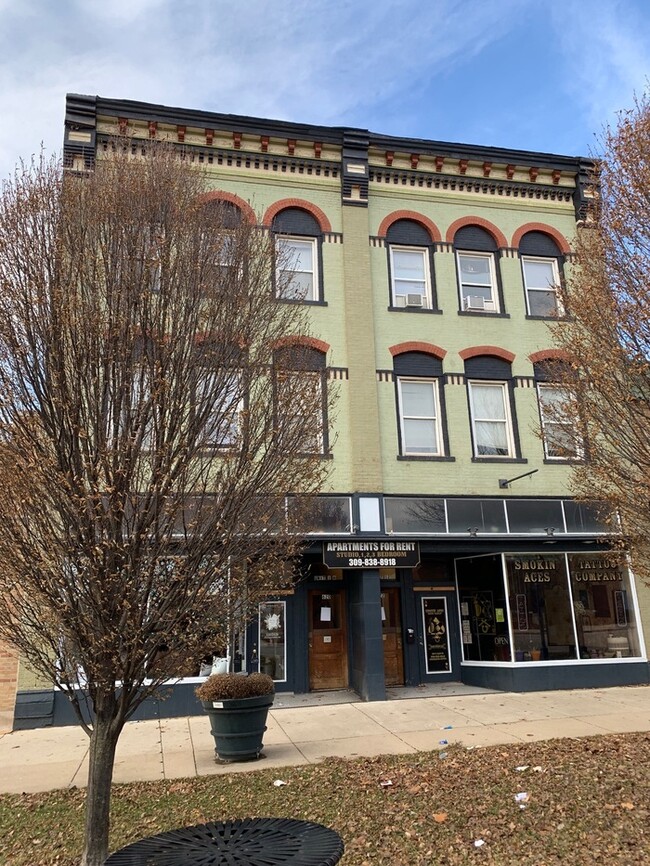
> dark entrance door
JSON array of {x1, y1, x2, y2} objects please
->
[
  {"x1": 308, "y1": 589, "x2": 348, "y2": 689},
  {"x1": 381, "y1": 587, "x2": 404, "y2": 686}
]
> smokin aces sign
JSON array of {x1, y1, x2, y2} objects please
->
[{"x1": 323, "y1": 540, "x2": 420, "y2": 570}]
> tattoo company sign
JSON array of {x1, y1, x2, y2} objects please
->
[{"x1": 323, "y1": 540, "x2": 420, "y2": 570}]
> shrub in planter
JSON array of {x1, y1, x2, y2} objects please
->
[{"x1": 195, "y1": 673, "x2": 275, "y2": 763}]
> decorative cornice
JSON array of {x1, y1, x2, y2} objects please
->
[
  {"x1": 273, "y1": 336, "x2": 330, "y2": 354},
  {"x1": 511, "y1": 222, "x2": 572, "y2": 255},
  {"x1": 445, "y1": 217, "x2": 508, "y2": 248},
  {"x1": 389, "y1": 341, "x2": 447, "y2": 360},
  {"x1": 514, "y1": 376, "x2": 536, "y2": 388},
  {"x1": 368, "y1": 168, "x2": 574, "y2": 205},
  {"x1": 528, "y1": 349, "x2": 571, "y2": 364},
  {"x1": 197, "y1": 190, "x2": 257, "y2": 224},
  {"x1": 262, "y1": 199, "x2": 332, "y2": 233},
  {"x1": 377, "y1": 211, "x2": 442, "y2": 243},
  {"x1": 459, "y1": 346, "x2": 516, "y2": 363}
]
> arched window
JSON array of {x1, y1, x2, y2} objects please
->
[
  {"x1": 520, "y1": 231, "x2": 564, "y2": 318},
  {"x1": 393, "y1": 351, "x2": 447, "y2": 456},
  {"x1": 272, "y1": 208, "x2": 323, "y2": 303},
  {"x1": 533, "y1": 359, "x2": 582, "y2": 459},
  {"x1": 386, "y1": 220, "x2": 436, "y2": 310},
  {"x1": 454, "y1": 226, "x2": 501, "y2": 313},
  {"x1": 273, "y1": 344, "x2": 328, "y2": 454},
  {"x1": 464, "y1": 355, "x2": 517, "y2": 458}
]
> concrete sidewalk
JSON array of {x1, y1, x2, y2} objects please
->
[{"x1": 1, "y1": 685, "x2": 649, "y2": 795}]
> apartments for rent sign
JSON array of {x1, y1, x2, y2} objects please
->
[{"x1": 323, "y1": 540, "x2": 420, "y2": 569}]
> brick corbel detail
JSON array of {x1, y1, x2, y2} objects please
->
[
  {"x1": 410, "y1": 153, "x2": 419, "y2": 169},
  {"x1": 435, "y1": 156, "x2": 444, "y2": 172},
  {"x1": 148, "y1": 121, "x2": 157, "y2": 139},
  {"x1": 197, "y1": 191, "x2": 257, "y2": 225},
  {"x1": 177, "y1": 126, "x2": 186, "y2": 143},
  {"x1": 511, "y1": 223, "x2": 572, "y2": 255},
  {"x1": 445, "y1": 216, "x2": 508, "y2": 248},
  {"x1": 233, "y1": 132, "x2": 242, "y2": 149},
  {"x1": 262, "y1": 199, "x2": 332, "y2": 233},
  {"x1": 385, "y1": 151, "x2": 394, "y2": 166},
  {"x1": 260, "y1": 136, "x2": 269, "y2": 153},
  {"x1": 459, "y1": 346, "x2": 516, "y2": 363},
  {"x1": 389, "y1": 342, "x2": 447, "y2": 360},
  {"x1": 377, "y1": 211, "x2": 442, "y2": 243},
  {"x1": 528, "y1": 349, "x2": 571, "y2": 364},
  {"x1": 205, "y1": 129, "x2": 214, "y2": 145},
  {"x1": 273, "y1": 336, "x2": 330, "y2": 354},
  {"x1": 506, "y1": 164, "x2": 515, "y2": 179}
]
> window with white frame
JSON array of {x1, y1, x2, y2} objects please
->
[
  {"x1": 398, "y1": 378, "x2": 443, "y2": 455},
  {"x1": 272, "y1": 207, "x2": 323, "y2": 302},
  {"x1": 522, "y1": 257, "x2": 562, "y2": 317},
  {"x1": 468, "y1": 381, "x2": 514, "y2": 457},
  {"x1": 386, "y1": 218, "x2": 436, "y2": 310},
  {"x1": 274, "y1": 345, "x2": 327, "y2": 455},
  {"x1": 453, "y1": 224, "x2": 501, "y2": 313},
  {"x1": 457, "y1": 252, "x2": 498, "y2": 312},
  {"x1": 518, "y1": 230, "x2": 565, "y2": 317},
  {"x1": 390, "y1": 247, "x2": 431, "y2": 308},
  {"x1": 537, "y1": 384, "x2": 581, "y2": 459},
  {"x1": 194, "y1": 367, "x2": 243, "y2": 448},
  {"x1": 275, "y1": 236, "x2": 318, "y2": 301}
]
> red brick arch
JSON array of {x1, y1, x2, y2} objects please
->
[
  {"x1": 198, "y1": 190, "x2": 257, "y2": 224},
  {"x1": 263, "y1": 199, "x2": 332, "y2": 233},
  {"x1": 389, "y1": 341, "x2": 447, "y2": 360},
  {"x1": 528, "y1": 349, "x2": 571, "y2": 364},
  {"x1": 511, "y1": 223, "x2": 572, "y2": 255},
  {"x1": 377, "y1": 211, "x2": 442, "y2": 243},
  {"x1": 445, "y1": 216, "x2": 508, "y2": 249},
  {"x1": 272, "y1": 336, "x2": 330, "y2": 355},
  {"x1": 459, "y1": 345, "x2": 516, "y2": 363}
]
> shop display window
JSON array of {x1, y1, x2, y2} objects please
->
[
  {"x1": 259, "y1": 601, "x2": 287, "y2": 682},
  {"x1": 568, "y1": 554, "x2": 642, "y2": 658},
  {"x1": 505, "y1": 554, "x2": 576, "y2": 661},
  {"x1": 456, "y1": 555, "x2": 512, "y2": 662}
]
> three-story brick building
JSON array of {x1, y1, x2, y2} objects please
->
[{"x1": 6, "y1": 93, "x2": 650, "y2": 728}]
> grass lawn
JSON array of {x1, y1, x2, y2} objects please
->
[{"x1": 1, "y1": 732, "x2": 648, "y2": 865}]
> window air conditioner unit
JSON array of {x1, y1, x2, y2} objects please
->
[
  {"x1": 405, "y1": 293, "x2": 424, "y2": 307},
  {"x1": 465, "y1": 295, "x2": 486, "y2": 311}
]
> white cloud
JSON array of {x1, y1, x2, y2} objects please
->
[
  {"x1": 550, "y1": 0, "x2": 650, "y2": 150},
  {"x1": 0, "y1": 0, "x2": 527, "y2": 178}
]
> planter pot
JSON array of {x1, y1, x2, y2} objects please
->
[{"x1": 201, "y1": 693, "x2": 274, "y2": 762}]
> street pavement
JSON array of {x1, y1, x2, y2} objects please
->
[{"x1": 0, "y1": 684, "x2": 648, "y2": 795}]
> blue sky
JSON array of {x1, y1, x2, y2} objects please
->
[{"x1": 0, "y1": 0, "x2": 649, "y2": 179}]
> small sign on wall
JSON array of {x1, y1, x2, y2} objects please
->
[{"x1": 421, "y1": 597, "x2": 451, "y2": 674}]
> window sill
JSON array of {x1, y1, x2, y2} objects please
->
[
  {"x1": 388, "y1": 305, "x2": 442, "y2": 314},
  {"x1": 525, "y1": 313, "x2": 566, "y2": 321},
  {"x1": 277, "y1": 298, "x2": 328, "y2": 307},
  {"x1": 543, "y1": 457, "x2": 584, "y2": 465},
  {"x1": 297, "y1": 451, "x2": 334, "y2": 460},
  {"x1": 471, "y1": 456, "x2": 527, "y2": 464},
  {"x1": 397, "y1": 455, "x2": 456, "y2": 462},
  {"x1": 458, "y1": 310, "x2": 510, "y2": 318}
]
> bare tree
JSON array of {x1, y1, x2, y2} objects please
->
[
  {"x1": 551, "y1": 96, "x2": 650, "y2": 584},
  {"x1": 0, "y1": 143, "x2": 333, "y2": 866}
]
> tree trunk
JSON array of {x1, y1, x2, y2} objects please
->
[{"x1": 81, "y1": 696, "x2": 123, "y2": 866}]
